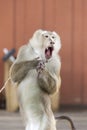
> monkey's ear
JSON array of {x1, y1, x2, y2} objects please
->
[
  {"x1": 53, "y1": 31, "x2": 57, "y2": 35},
  {"x1": 33, "y1": 29, "x2": 43, "y2": 39},
  {"x1": 29, "y1": 29, "x2": 44, "y2": 48},
  {"x1": 35, "y1": 29, "x2": 43, "y2": 33},
  {"x1": 53, "y1": 31, "x2": 59, "y2": 37}
]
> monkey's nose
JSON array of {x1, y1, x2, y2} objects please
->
[{"x1": 50, "y1": 41, "x2": 55, "y2": 44}]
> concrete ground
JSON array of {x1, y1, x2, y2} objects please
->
[{"x1": 0, "y1": 109, "x2": 87, "y2": 130}]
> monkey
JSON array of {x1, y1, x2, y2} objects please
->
[
  {"x1": 0, "y1": 29, "x2": 76, "y2": 130},
  {"x1": 10, "y1": 29, "x2": 61, "y2": 130}
]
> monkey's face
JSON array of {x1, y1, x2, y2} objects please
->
[
  {"x1": 41, "y1": 31, "x2": 61, "y2": 60},
  {"x1": 30, "y1": 29, "x2": 61, "y2": 60}
]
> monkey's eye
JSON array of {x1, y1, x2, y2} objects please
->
[
  {"x1": 45, "y1": 35, "x2": 48, "y2": 38},
  {"x1": 52, "y1": 36, "x2": 55, "y2": 39}
]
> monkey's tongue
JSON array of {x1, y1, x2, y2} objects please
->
[
  {"x1": 45, "y1": 47, "x2": 53, "y2": 59},
  {"x1": 46, "y1": 50, "x2": 51, "y2": 57}
]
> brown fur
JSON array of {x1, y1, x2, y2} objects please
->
[{"x1": 10, "y1": 58, "x2": 40, "y2": 83}]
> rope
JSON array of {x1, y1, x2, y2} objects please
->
[{"x1": 0, "y1": 77, "x2": 11, "y2": 93}]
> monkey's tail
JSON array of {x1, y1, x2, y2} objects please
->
[{"x1": 55, "y1": 115, "x2": 76, "y2": 130}]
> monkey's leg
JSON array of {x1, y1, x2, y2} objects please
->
[{"x1": 10, "y1": 58, "x2": 40, "y2": 83}]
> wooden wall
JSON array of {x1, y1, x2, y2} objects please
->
[{"x1": 0, "y1": 0, "x2": 87, "y2": 105}]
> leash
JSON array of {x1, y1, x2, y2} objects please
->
[
  {"x1": 0, "y1": 77, "x2": 11, "y2": 93},
  {"x1": 55, "y1": 115, "x2": 76, "y2": 130}
]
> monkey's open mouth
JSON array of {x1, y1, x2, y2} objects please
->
[{"x1": 45, "y1": 46, "x2": 54, "y2": 59}]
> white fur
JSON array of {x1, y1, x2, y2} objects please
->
[{"x1": 12, "y1": 29, "x2": 61, "y2": 130}]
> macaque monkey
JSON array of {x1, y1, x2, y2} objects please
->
[{"x1": 10, "y1": 29, "x2": 61, "y2": 130}]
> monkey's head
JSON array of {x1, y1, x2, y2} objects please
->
[{"x1": 29, "y1": 29, "x2": 61, "y2": 60}]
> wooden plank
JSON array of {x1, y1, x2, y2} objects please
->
[
  {"x1": 0, "y1": 0, "x2": 14, "y2": 89},
  {"x1": 0, "y1": 110, "x2": 87, "y2": 130},
  {"x1": 24, "y1": 0, "x2": 43, "y2": 40},
  {"x1": 43, "y1": 0, "x2": 56, "y2": 30},
  {"x1": 4, "y1": 61, "x2": 18, "y2": 112},
  {"x1": 0, "y1": 111, "x2": 24, "y2": 130},
  {"x1": 15, "y1": 0, "x2": 26, "y2": 51},
  {"x1": 15, "y1": 0, "x2": 43, "y2": 51},
  {"x1": 71, "y1": 0, "x2": 83, "y2": 104},
  {"x1": 0, "y1": 0, "x2": 14, "y2": 57},
  {"x1": 82, "y1": 0, "x2": 87, "y2": 104},
  {"x1": 55, "y1": 0, "x2": 73, "y2": 104}
]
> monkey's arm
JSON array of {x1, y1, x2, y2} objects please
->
[
  {"x1": 37, "y1": 69, "x2": 61, "y2": 94},
  {"x1": 10, "y1": 59, "x2": 39, "y2": 83}
]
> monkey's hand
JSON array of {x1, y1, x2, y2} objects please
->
[
  {"x1": 36, "y1": 60, "x2": 45, "y2": 76},
  {"x1": 10, "y1": 57, "x2": 40, "y2": 83}
]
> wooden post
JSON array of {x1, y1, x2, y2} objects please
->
[
  {"x1": 50, "y1": 92, "x2": 60, "y2": 112},
  {"x1": 4, "y1": 60, "x2": 18, "y2": 112}
]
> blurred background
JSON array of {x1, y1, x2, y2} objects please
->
[{"x1": 0, "y1": 0, "x2": 87, "y2": 110}]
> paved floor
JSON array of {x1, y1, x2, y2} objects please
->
[{"x1": 0, "y1": 109, "x2": 87, "y2": 130}]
